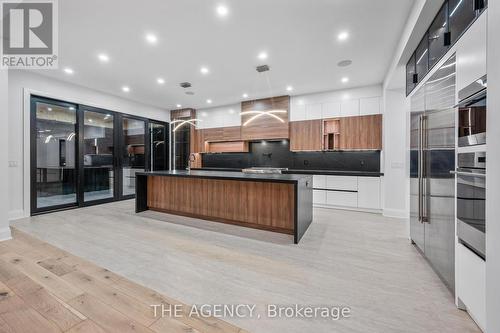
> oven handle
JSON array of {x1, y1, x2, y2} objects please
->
[{"x1": 450, "y1": 170, "x2": 486, "y2": 178}]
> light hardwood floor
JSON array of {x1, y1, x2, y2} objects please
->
[
  {"x1": 0, "y1": 228, "x2": 248, "y2": 333},
  {"x1": 11, "y1": 200, "x2": 481, "y2": 333}
]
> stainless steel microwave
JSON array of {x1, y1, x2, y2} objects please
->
[{"x1": 457, "y1": 75, "x2": 486, "y2": 147}]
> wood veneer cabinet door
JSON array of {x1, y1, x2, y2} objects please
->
[
  {"x1": 290, "y1": 120, "x2": 322, "y2": 151},
  {"x1": 190, "y1": 129, "x2": 205, "y2": 153},
  {"x1": 358, "y1": 114, "x2": 382, "y2": 149},
  {"x1": 241, "y1": 96, "x2": 290, "y2": 140},
  {"x1": 340, "y1": 115, "x2": 382, "y2": 149}
]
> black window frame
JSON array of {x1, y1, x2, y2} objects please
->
[{"x1": 30, "y1": 95, "x2": 169, "y2": 215}]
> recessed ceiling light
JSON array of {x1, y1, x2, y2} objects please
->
[
  {"x1": 69, "y1": 107, "x2": 75, "y2": 110},
  {"x1": 157, "y1": 78, "x2": 165, "y2": 84},
  {"x1": 88, "y1": 119, "x2": 93, "y2": 123},
  {"x1": 216, "y1": 5, "x2": 229, "y2": 17},
  {"x1": 206, "y1": 99, "x2": 212, "y2": 104},
  {"x1": 258, "y1": 51, "x2": 268, "y2": 60},
  {"x1": 97, "y1": 53, "x2": 110, "y2": 62},
  {"x1": 176, "y1": 104, "x2": 182, "y2": 108},
  {"x1": 286, "y1": 86, "x2": 293, "y2": 92},
  {"x1": 63, "y1": 67, "x2": 74, "y2": 74},
  {"x1": 337, "y1": 31, "x2": 349, "y2": 41},
  {"x1": 229, "y1": 109, "x2": 235, "y2": 114},
  {"x1": 201, "y1": 112, "x2": 208, "y2": 117},
  {"x1": 145, "y1": 33, "x2": 158, "y2": 44},
  {"x1": 341, "y1": 77, "x2": 349, "y2": 83},
  {"x1": 47, "y1": 107, "x2": 52, "y2": 111},
  {"x1": 242, "y1": 93, "x2": 248, "y2": 98},
  {"x1": 122, "y1": 86, "x2": 130, "y2": 92},
  {"x1": 200, "y1": 66, "x2": 210, "y2": 75}
]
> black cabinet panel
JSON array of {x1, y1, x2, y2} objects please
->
[
  {"x1": 415, "y1": 34, "x2": 429, "y2": 84},
  {"x1": 429, "y1": 3, "x2": 449, "y2": 68},
  {"x1": 449, "y1": 0, "x2": 476, "y2": 44},
  {"x1": 406, "y1": 53, "x2": 416, "y2": 96}
]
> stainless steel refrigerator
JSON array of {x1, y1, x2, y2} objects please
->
[{"x1": 410, "y1": 55, "x2": 456, "y2": 292}]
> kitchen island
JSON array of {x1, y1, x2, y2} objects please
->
[{"x1": 135, "y1": 170, "x2": 313, "y2": 243}]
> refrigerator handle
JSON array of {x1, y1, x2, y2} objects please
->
[
  {"x1": 418, "y1": 115, "x2": 423, "y2": 223},
  {"x1": 421, "y1": 115, "x2": 429, "y2": 223}
]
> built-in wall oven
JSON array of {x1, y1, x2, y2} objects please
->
[
  {"x1": 452, "y1": 152, "x2": 486, "y2": 259},
  {"x1": 457, "y1": 75, "x2": 487, "y2": 147}
]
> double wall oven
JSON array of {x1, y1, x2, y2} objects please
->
[{"x1": 453, "y1": 76, "x2": 487, "y2": 259}]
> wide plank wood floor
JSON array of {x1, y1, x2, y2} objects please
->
[{"x1": 0, "y1": 228, "x2": 248, "y2": 333}]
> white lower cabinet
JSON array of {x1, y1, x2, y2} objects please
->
[
  {"x1": 457, "y1": 243, "x2": 486, "y2": 331},
  {"x1": 312, "y1": 175, "x2": 381, "y2": 211},
  {"x1": 313, "y1": 175, "x2": 326, "y2": 189},
  {"x1": 326, "y1": 191, "x2": 357, "y2": 207},
  {"x1": 357, "y1": 177, "x2": 381, "y2": 209},
  {"x1": 313, "y1": 190, "x2": 326, "y2": 205},
  {"x1": 325, "y1": 176, "x2": 357, "y2": 191}
]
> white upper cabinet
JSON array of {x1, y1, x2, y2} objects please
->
[
  {"x1": 305, "y1": 104, "x2": 323, "y2": 120},
  {"x1": 456, "y1": 11, "x2": 487, "y2": 93},
  {"x1": 341, "y1": 99, "x2": 360, "y2": 117},
  {"x1": 290, "y1": 104, "x2": 306, "y2": 121},
  {"x1": 360, "y1": 97, "x2": 380, "y2": 115},
  {"x1": 322, "y1": 102, "x2": 341, "y2": 118}
]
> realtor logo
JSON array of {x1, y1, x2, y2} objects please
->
[{"x1": 1, "y1": 0, "x2": 58, "y2": 68}]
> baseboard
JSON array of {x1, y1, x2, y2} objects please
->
[
  {"x1": 0, "y1": 227, "x2": 12, "y2": 241},
  {"x1": 314, "y1": 204, "x2": 382, "y2": 214},
  {"x1": 9, "y1": 210, "x2": 26, "y2": 221},
  {"x1": 383, "y1": 208, "x2": 408, "y2": 219}
]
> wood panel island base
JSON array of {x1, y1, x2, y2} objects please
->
[{"x1": 135, "y1": 170, "x2": 313, "y2": 243}]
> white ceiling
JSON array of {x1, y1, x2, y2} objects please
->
[{"x1": 33, "y1": 0, "x2": 414, "y2": 111}]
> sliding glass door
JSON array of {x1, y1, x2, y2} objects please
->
[
  {"x1": 31, "y1": 98, "x2": 79, "y2": 212},
  {"x1": 149, "y1": 122, "x2": 168, "y2": 171},
  {"x1": 31, "y1": 95, "x2": 168, "y2": 215},
  {"x1": 121, "y1": 117, "x2": 146, "y2": 197},
  {"x1": 82, "y1": 108, "x2": 116, "y2": 203}
]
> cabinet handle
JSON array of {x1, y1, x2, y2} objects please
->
[{"x1": 444, "y1": 32, "x2": 451, "y2": 46}]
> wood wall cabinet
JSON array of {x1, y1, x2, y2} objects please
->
[
  {"x1": 190, "y1": 129, "x2": 206, "y2": 153},
  {"x1": 190, "y1": 126, "x2": 247, "y2": 154},
  {"x1": 241, "y1": 96, "x2": 290, "y2": 140},
  {"x1": 206, "y1": 141, "x2": 249, "y2": 153},
  {"x1": 340, "y1": 115, "x2": 382, "y2": 150},
  {"x1": 289, "y1": 120, "x2": 322, "y2": 151}
]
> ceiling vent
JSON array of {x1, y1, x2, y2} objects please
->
[
  {"x1": 256, "y1": 65, "x2": 270, "y2": 73},
  {"x1": 185, "y1": 91, "x2": 195, "y2": 95},
  {"x1": 180, "y1": 82, "x2": 192, "y2": 88}
]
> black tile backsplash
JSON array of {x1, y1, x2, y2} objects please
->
[{"x1": 202, "y1": 140, "x2": 380, "y2": 172}]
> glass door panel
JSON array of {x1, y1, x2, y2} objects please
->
[
  {"x1": 34, "y1": 101, "x2": 78, "y2": 210},
  {"x1": 83, "y1": 110, "x2": 115, "y2": 202},
  {"x1": 150, "y1": 122, "x2": 168, "y2": 171},
  {"x1": 122, "y1": 117, "x2": 145, "y2": 196}
]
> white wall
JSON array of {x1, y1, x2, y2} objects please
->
[
  {"x1": 8, "y1": 71, "x2": 169, "y2": 219},
  {"x1": 486, "y1": 2, "x2": 500, "y2": 332},
  {"x1": 0, "y1": 69, "x2": 11, "y2": 241},
  {"x1": 382, "y1": 88, "x2": 409, "y2": 218},
  {"x1": 196, "y1": 103, "x2": 241, "y2": 129}
]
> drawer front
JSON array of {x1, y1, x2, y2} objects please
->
[
  {"x1": 325, "y1": 176, "x2": 358, "y2": 191},
  {"x1": 313, "y1": 190, "x2": 326, "y2": 205},
  {"x1": 357, "y1": 177, "x2": 381, "y2": 209},
  {"x1": 326, "y1": 191, "x2": 358, "y2": 208},
  {"x1": 313, "y1": 175, "x2": 327, "y2": 189}
]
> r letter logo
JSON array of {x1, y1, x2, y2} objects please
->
[{"x1": 1, "y1": 0, "x2": 58, "y2": 69}]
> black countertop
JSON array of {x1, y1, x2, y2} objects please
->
[
  {"x1": 191, "y1": 168, "x2": 384, "y2": 177},
  {"x1": 137, "y1": 170, "x2": 311, "y2": 184}
]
